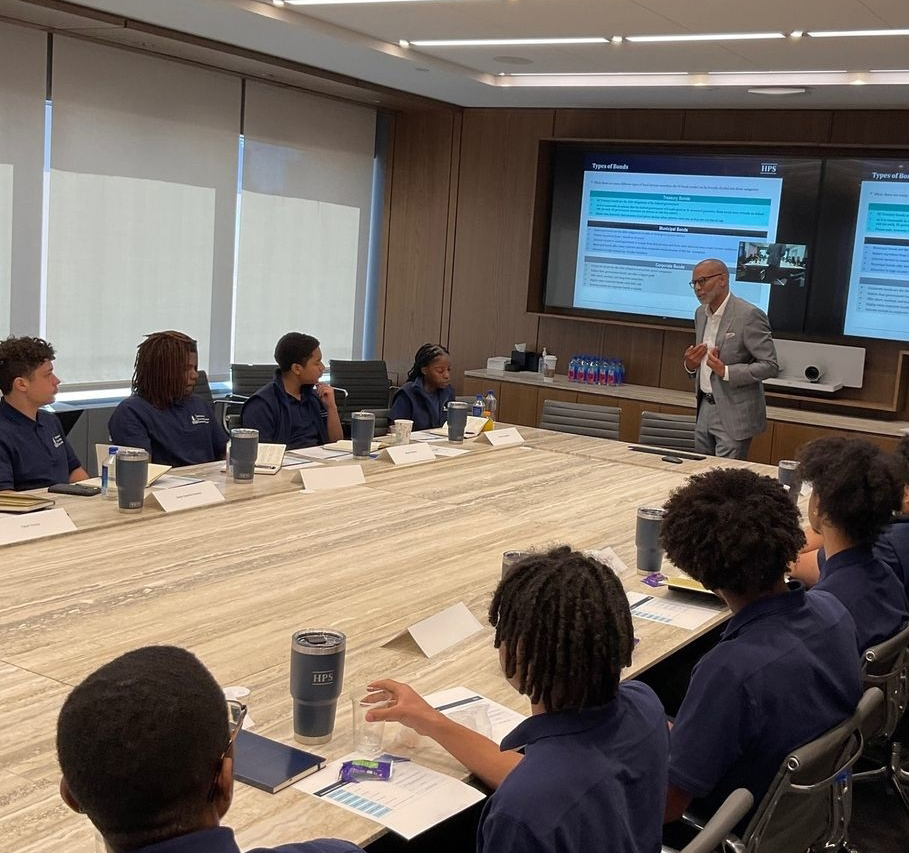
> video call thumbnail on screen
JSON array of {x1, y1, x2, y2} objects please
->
[{"x1": 540, "y1": 146, "x2": 909, "y2": 343}]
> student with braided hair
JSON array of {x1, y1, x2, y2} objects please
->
[
  {"x1": 388, "y1": 343, "x2": 455, "y2": 431},
  {"x1": 109, "y1": 331, "x2": 228, "y2": 467},
  {"x1": 367, "y1": 546, "x2": 669, "y2": 853}
]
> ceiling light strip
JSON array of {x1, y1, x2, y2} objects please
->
[
  {"x1": 625, "y1": 32, "x2": 785, "y2": 43},
  {"x1": 409, "y1": 37, "x2": 609, "y2": 47}
]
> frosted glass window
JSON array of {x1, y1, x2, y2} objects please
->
[
  {"x1": 0, "y1": 165, "x2": 11, "y2": 336},
  {"x1": 234, "y1": 82, "x2": 375, "y2": 365},
  {"x1": 46, "y1": 37, "x2": 240, "y2": 385}
]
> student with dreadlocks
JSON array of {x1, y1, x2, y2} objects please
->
[
  {"x1": 661, "y1": 468, "x2": 861, "y2": 835},
  {"x1": 367, "y1": 546, "x2": 669, "y2": 853},
  {"x1": 388, "y1": 343, "x2": 455, "y2": 431},
  {"x1": 108, "y1": 331, "x2": 228, "y2": 467}
]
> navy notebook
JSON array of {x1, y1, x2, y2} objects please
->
[{"x1": 233, "y1": 730, "x2": 325, "y2": 794}]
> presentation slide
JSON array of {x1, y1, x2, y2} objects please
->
[
  {"x1": 573, "y1": 162, "x2": 781, "y2": 319},
  {"x1": 843, "y1": 175, "x2": 909, "y2": 341}
]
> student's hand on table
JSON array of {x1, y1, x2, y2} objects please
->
[
  {"x1": 365, "y1": 679, "x2": 444, "y2": 735},
  {"x1": 316, "y1": 382, "x2": 337, "y2": 409},
  {"x1": 684, "y1": 343, "x2": 707, "y2": 371}
]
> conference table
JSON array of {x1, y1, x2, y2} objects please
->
[{"x1": 1, "y1": 427, "x2": 785, "y2": 852}]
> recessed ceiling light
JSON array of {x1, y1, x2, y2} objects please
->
[
  {"x1": 747, "y1": 87, "x2": 807, "y2": 95},
  {"x1": 408, "y1": 37, "x2": 609, "y2": 47},
  {"x1": 398, "y1": 39, "x2": 410, "y2": 48},
  {"x1": 789, "y1": 31, "x2": 803, "y2": 39},
  {"x1": 611, "y1": 36, "x2": 623, "y2": 45},
  {"x1": 626, "y1": 32, "x2": 785, "y2": 43},
  {"x1": 807, "y1": 29, "x2": 909, "y2": 38}
]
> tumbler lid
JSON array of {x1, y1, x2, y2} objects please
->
[{"x1": 292, "y1": 629, "x2": 346, "y2": 654}]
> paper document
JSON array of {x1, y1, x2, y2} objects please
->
[
  {"x1": 409, "y1": 430, "x2": 445, "y2": 442},
  {"x1": 149, "y1": 475, "x2": 204, "y2": 491},
  {"x1": 322, "y1": 439, "x2": 382, "y2": 453},
  {"x1": 287, "y1": 446, "x2": 350, "y2": 461},
  {"x1": 430, "y1": 446, "x2": 470, "y2": 458},
  {"x1": 280, "y1": 455, "x2": 324, "y2": 469},
  {"x1": 628, "y1": 595, "x2": 724, "y2": 630},
  {"x1": 425, "y1": 686, "x2": 526, "y2": 746},
  {"x1": 296, "y1": 755, "x2": 484, "y2": 840}
]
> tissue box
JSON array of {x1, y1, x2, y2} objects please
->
[{"x1": 487, "y1": 357, "x2": 510, "y2": 373}]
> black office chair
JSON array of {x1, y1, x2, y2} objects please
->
[
  {"x1": 638, "y1": 410, "x2": 697, "y2": 452},
  {"x1": 674, "y1": 687, "x2": 882, "y2": 853},
  {"x1": 230, "y1": 363, "x2": 275, "y2": 398},
  {"x1": 853, "y1": 622, "x2": 909, "y2": 813},
  {"x1": 661, "y1": 789, "x2": 753, "y2": 853},
  {"x1": 328, "y1": 359, "x2": 393, "y2": 437},
  {"x1": 538, "y1": 399, "x2": 621, "y2": 440}
]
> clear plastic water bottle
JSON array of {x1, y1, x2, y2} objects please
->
[
  {"x1": 616, "y1": 360, "x2": 625, "y2": 385},
  {"x1": 598, "y1": 358, "x2": 609, "y2": 386},
  {"x1": 484, "y1": 389, "x2": 497, "y2": 423},
  {"x1": 607, "y1": 360, "x2": 617, "y2": 387},
  {"x1": 538, "y1": 347, "x2": 547, "y2": 377},
  {"x1": 568, "y1": 355, "x2": 578, "y2": 383},
  {"x1": 101, "y1": 445, "x2": 118, "y2": 498},
  {"x1": 587, "y1": 356, "x2": 599, "y2": 385},
  {"x1": 472, "y1": 394, "x2": 485, "y2": 417}
]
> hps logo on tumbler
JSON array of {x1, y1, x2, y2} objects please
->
[{"x1": 312, "y1": 670, "x2": 334, "y2": 685}]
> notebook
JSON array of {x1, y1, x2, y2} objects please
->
[
  {"x1": 93, "y1": 444, "x2": 171, "y2": 486},
  {"x1": 0, "y1": 492, "x2": 56, "y2": 514},
  {"x1": 253, "y1": 443, "x2": 287, "y2": 475},
  {"x1": 233, "y1": 730, "x2": 325, "y2": 794},
  {"x1": 666, "y1": 575, "x2": 718, "y2": 597}
]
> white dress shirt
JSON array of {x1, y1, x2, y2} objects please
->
[{"x1": 700, "y1": 291, "x2": 732, "y2": 394}]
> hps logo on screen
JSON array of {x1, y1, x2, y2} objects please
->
[
  {"x1": 760, "y1": 163, "x2": 778, "y2": 174},
  {"x1": 312, "y1": 670, "x2": 335, "y2": 685}
]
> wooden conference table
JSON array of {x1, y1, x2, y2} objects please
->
[{"x1": 1, "y1": 428, "x2": 779, "y2": 852}]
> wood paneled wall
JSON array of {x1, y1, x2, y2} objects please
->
[{"x1": 380, "y1": 107, "x2": 909, "y2": 418}]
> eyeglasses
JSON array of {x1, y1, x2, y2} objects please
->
[
  {"x1": 689, "y1": 272, "x2": 725, "y2": 289},
  {"x1": 207, "y1": 699, "x2": 247, "y2": 802}
]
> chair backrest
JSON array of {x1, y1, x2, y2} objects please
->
[
  {"x1": 193, "y1": 370, "x2": 214, "y2": 405},
  {"x1": 230, "y1": 363, "x2": 275, "y2": 398},
  {"x1": 739, "y1": 687, "x2": 883, "y2": 853},
  {"x1": 638, "y1": 410, "x2": 697, "y2": 452},
  {"x1": 861, "y1": 622, "x2": 909, "y2": 743},
  {"x1": 538, "y1": 399, "x2": 620, "y2": 440},
  {"x1": 677, "y1": 789, "x2": 754, "y2": 853},
  {"x1": 329, "y1": 359, "x2": 392, "y2": 412}
]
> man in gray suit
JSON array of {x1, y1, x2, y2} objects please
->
[{"x1": 683, "y1": 259, "x2": 779, "y2": 459}]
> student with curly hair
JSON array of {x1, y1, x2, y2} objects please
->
[
  {"x1": 796, "y1": 436, "x2": 908, "y2": 650},
  {"x1": 367, "y1": 547, "x2": 669, "y2": 853},
  {"x1": 661, "y1": 468, "x2": 862, "y2": 832},
  {"x1": 388, "y1": 343, "x2": 455, "y2": 431},
  {"x1": 0, "y1": 335, "x2": 88, "y2": 490},
  {"x1": 57, "y1": 645, "x2": 363, "y2": 853},
  {"x1": 108, "y1": 331, "x2": 228, "y2": 467},
  {"x1": 240, "y1": 333, "x2": 342, "y2": 450},
  {"x1": 874, "y1": 436, "x2": 909, "y2": 596}
]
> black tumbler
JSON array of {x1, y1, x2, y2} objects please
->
[
  {"x1": 778, "y1": 460, "x2": 801, "y2": 506},
  {"x1": 290, "y1": 629, "x2": 346, "y2": 744}
]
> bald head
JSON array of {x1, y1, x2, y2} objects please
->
[{"x1": 691, "y1": 259, "x2": 730, "y2": 311}]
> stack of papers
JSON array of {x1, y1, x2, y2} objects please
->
[{"x1": 0, "y1": 492, "x2": 56, "y2": 514}]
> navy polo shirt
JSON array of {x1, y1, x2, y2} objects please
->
[
  {"x1": 477, "y1": 681, "x2": 668, "y2": 853},
  {"x1": 108, "y1": 395, "x2": 228, "y2": 468},
  {"x1": 813, "y1": 544, "x2": 908, "y2": 651},
  {"x1": 873, "y1": 517, "x2": 909, "y2": 599},
  {"x1": 389, "y1": 378, "x2": 456, "y2": 431},
  {"x1": 120, "y1": 826, "x2": 363, "y2": 853},
  {"x1": 0, "y1": 398, "x2": 82, "y2": 491},
  {"x1": 240, "y1": 372, "x2": 328, "y2": 450},
  {"x1": 669, "y1": 583, "x2": 861, "y2": 830}
]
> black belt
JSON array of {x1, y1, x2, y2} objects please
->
[{"x1": 702, "y1": 392, "x2": 716, "y2": 404}]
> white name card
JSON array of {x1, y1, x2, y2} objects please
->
[
  {"x1": 380, "y1": 443, "x2": 436, "y2": 466},
  {"x1": 403, "y1": 602, "x2": 484, "y2": 658},
  {"x1": 151, "y1": 481, "x2": 225, "y2": 512},
  {"x1": 299, "y1": 465, "x2": 365, "y2": 491},
  {"x1": 476, "y1": 427, "x2": 524, "y2": 447},
  {"x1": 0, "y1": 507, "x2": 77, "y2": 545}
]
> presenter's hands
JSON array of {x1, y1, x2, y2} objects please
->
[
  {"x1": 706, "y1": 347, "x2": 726, "y2": 377},
  {"x1": 365, "y1": 679, "x2": 444, "y2": 736},
  {"x1": 316, "y1": 382, "x2": 338, "y2": 410},
  {"x1": 684, "y1": 343, "x2": 708, "y2": 371}
]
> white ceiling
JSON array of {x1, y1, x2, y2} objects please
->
[{"x1": 8, "y1": 0, "x2": 909, "y2": 109}]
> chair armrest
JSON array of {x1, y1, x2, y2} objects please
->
[{"x1": 676, "y1": 789, "x2": 752, "y2": 853}]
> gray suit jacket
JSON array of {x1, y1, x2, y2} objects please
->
[{"x1": 690, "y1": 294, "x2": 780, "y2": 441}]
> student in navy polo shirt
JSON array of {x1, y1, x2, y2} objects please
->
[
  {"x1": 389, "y1": 344, "x2": 456, "y2": 431},
  {"x1": 368, "y1": 547, "x2": 669, "y2": 853},
  {"x1": 57, "y1": 645, "x2": 363, "y2": 853},
  {"x1": 0, "y1": 335, "x2": 88, "y2": 490},
  {"x1": 795, "y1": 436, "x2": 908, "y2": 651},
  {"x1": 661, "y1": 468, "x2": 862, "y2": 833},
  {"x1": 874, "y1": 437, "x2": 909, "y2": 596},
  {"x1": 240, "y1": 333, "x2": 342, "y2": 450},
  {"x1": 109, "y1": 331, "x2": 228, "y2": 467}
]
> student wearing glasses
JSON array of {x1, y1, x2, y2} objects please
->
[
  {"x1": 56, "y1": 645, "x2": 364, "y2": 853},
  {"x1": 683, "y1": 259, "x2": 779, "y2": 459},
  {"x1": 389, "y1": 343, "x2": 456, "y2": 431},
  {"x1": 108, "y1": 331, "x2": 228, "y2": 467}
]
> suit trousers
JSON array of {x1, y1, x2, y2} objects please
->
[{"x1": 695, "y1": 398, "x2": 752, "y2": 459}]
